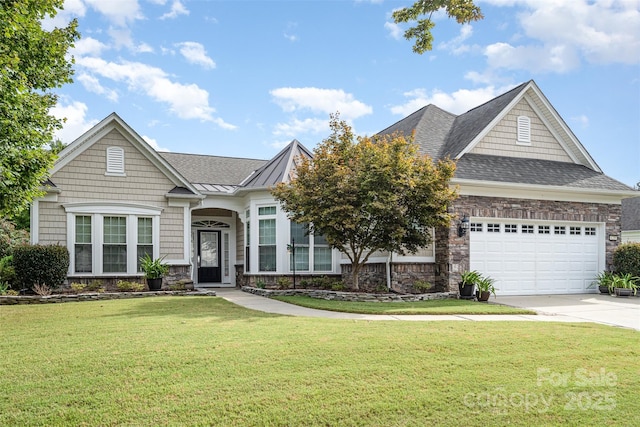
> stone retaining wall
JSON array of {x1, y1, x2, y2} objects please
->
[
  {"x1": 0, "y1": 290, "x2": 216, "y2": 305},
  {"x1": 241, "y1": 286, "x2": 456, "y2": 302}
]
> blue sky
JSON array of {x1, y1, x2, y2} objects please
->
[{"x1": 47, "y1": 0, "x2": 639, "y2": 187}]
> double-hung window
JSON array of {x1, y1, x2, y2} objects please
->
[
  {"x1": 103, "y1": 216, "x2": 127, "y2": 273},
  {"x1": 289, "y1": 221, "x2": 332, "y2": 272},
  {"x1": 75, "y1": 216, "x2": 92, "y2": 273},
  {"x1": 258, "y1": 206, "x2": 277, "y2": 271},
  {"x1": 137, "y1": 217, "x2": 153, "y2": 272}
]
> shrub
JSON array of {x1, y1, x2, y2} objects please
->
[
  {"x1": 13, "y1": 244, "x2": 70, "y2": 290},
  {"x1": 331, "y1": 282, "x2": 346, "y2": 291},
  {"x1": 0, "y1": 281, "x2": 10, "y2": 295},
  {"x1": 33, "y1": 284, "x2": 51, "y2": 296},
  {"x1": 116, "y1": 280, "x2": 145, "y2": 292},
  {"x1": 86, "y1": 280, "x2": 105, "y2": 292},
  {"x1": 613, "y1": 243, "x2": 640, "y2": 278},
  {"x1": 0, "y1": 219, "x2": 29, "y2": 259},
  {"x1": 70, "y1": 282, "x2": 87, "y2": 293},
  {"x1": 413, "y1": 280, "x2": 433, "y2": 293},
  {"x1": 311, "y1": 276, "x2": 334, "y2": 290},
  {"x1": 0, "y1": 255, "x2": 16, "y2": 287},
  {"x1": 277, "y1": 277, "x2": 291, "y2": 290},
  {"x1": 256, "y1": 280, "x2": 266, "y2": 289}
]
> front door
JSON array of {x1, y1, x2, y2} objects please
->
[{"x1": 198, "y1": 230, "x2": 221, "y2": 283}]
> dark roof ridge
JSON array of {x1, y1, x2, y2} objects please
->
[{"x1": 160, "y1": 151, "x2": 266, "y2": 162}]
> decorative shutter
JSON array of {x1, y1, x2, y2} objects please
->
[
  {"x1": 517, "y1": 116, "x2": 531, "y2": 143},
  {"x1": 106, "y1": 147, "x2": 125, "y2": 174}
]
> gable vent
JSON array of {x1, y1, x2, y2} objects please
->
[
  {"x1": 517, "y1": 116, "x2": 531, "y2": 144},
  {"x1": 106, "y1": 147, "x2": 125, "y2": 175}
]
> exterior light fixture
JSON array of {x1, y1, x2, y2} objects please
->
[{"x1": 458, "y1": 215, "x2": 470, "y2": 237}]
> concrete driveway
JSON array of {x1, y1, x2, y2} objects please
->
[{"x1": 494, "y1": 294, "x2": 640, "y2": 331}]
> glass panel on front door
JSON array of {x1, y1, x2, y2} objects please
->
[{"x1": 198, "y1": 230, "x2": 221, "y2": 283}]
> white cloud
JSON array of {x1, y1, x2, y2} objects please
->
[
  {"x1": 571, "y1": 114, "x2": 590, "y2": 128},
  {"x1": 160, "y1": 0, "x2": 189, "y2": 20},
  {"x1": 50, "y1": 100, "x2": 99, "y2": 143},
  {"x1": 41, "y1": 0, "x2": 86, "y2": 30},
  {"x1": 284, "y1": 22, "x2": 299, "y2": 42},
  {"x1": 75, "y1": 57, "x2": 235, "y2": 128},
  {"x1": 390, "y1": 86, "x2": 511, "y2": 116},
  {"x1": 438, "y1": 24, "x2": 474, "y2": 55},
  {"x1": 77, "y1": 73, "x2": 119, "y2": 102},
  {"x1": 273, "y1": 118, "x2": 329, "y2": 137},
  {"x1": 384, "y1": 21, "x2": 403, "y2": 40},
  {"x1": 70, "y1": 37, "x2": 108, "y2": 56},
  {"x1": 142, "y1": 135, "x2": 170, "y2": 152},
  {"x1": 481, "y1": 0, "x2": 640, "y2": 72},
  {"x1": 270, "y1": 87, "x2": 372, "y2": 120},
  {"x1": 176, "y1": 42, "x2": 216, "y2": 69},
  {"x1": 85, "y1": 0, "x2": 143, "y2": 27}
]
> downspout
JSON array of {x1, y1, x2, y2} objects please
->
[{"x1": 386, "y1": 252, "x2": 392, "y2": 291}]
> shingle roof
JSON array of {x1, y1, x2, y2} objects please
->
[
  {"x1": 242, "y1": 140, "x2": 313, "y2": 189},
  {"x1": 622, "y1": 196, "x2": 640, "y2": 231},
  {"x1": 159, "y1": 152, "x2": 267, "y2": 186},
  {"x1": 455, "y1": 154, "x2": 633, "y2": 191}
]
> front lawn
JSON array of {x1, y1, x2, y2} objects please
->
[
  {"x1": 1, "y1": 297, "x2": 638, "y2": 426},
  {"x1": 271, "y1": 295, "x2": 536, "y2": 315}
]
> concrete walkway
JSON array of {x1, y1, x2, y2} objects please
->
[{"x1": 213, "y1": 288, "x2": 639, "y2": 330}]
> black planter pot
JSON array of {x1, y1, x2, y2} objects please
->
[
  {"x1": 614, "y1": 288, "x2": 632, "y2": 297},
  {"x1": 459, "y1": 282, "x2": 476, "y2": 300},
  {"x1": 476, "y1": 290, "x2": 491, "y2": 302},
  {"x1": 598, "y1": 285, "x2": 611, "y2": 295},
  {"x1": 147, "y1": 278, "x2": 163, "y2": 291}
]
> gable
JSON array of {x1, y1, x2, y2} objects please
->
[
  {"x1": 50, "y1": 128, "x2": 178, "y2": 202},
  {"x1": 470, "y1": 97, "x2": 573, "y2": 163}
]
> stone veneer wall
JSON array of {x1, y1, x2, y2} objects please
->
[
  {"x1": 341, "y1": 263, "x2": 439, "y2": 293},
  {"x1": 235, "y1": 264, "x2": 342, "y2": 288},
  {"x1": 441, "y1": 195, "x2": 623, "y2": 292}
]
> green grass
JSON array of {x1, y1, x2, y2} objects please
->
[
  {"x1": 1, "y1": 297, "x2": 638, "y2": 426},
  {"x1": 272, "y1": 295, "x2": 537, "y2": 315}
]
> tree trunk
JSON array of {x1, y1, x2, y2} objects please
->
[{"x1": 351, "y1": 263, "x2": 360, "y2": 290}]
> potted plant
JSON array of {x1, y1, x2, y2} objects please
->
[
  {"x1": 475, "y1": 275, "x2": 496, "y2": 302},
  {"x1": 591, "y1": 271, "x2": 616, "y2": 295},
  {"x1": 140, "y1": 254, "x2": 169, "y2": 291},
  {"x1": 611, "y1": 273, "x2": 638, "y2": 297},
  {"x1": 459, "y1": 270, "x2": 481, "y2": 300}
]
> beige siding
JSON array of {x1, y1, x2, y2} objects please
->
[
  {"x1": 235, "y1": 215, "x2": 245, "y2": 262},
  {"x1": 47, "y1": 129, "x2": 184, "y2": 259},
  {"x1": 471, "y1": 98, "x2": 573, "y2": 162},
  {"x1": 38, "y1": 202, "x2": 67, "y2": 245}
]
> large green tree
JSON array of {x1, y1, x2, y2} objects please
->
[
  {"x1": 272, "y1": 115, "x2": 457, "y2": 290},
  {"x1": 0, "y1": 0, "x2": 79, "y2": 217},
  {"x1": 393, "y1": 0, "x2": 483, "y2": 54}
]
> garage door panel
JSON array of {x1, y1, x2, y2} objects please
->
[{"x1": 470, "y1": 220, "x2": 601, "y2": 295}]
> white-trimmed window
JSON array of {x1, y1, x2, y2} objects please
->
[
  {"x1": 487, "y1": 223, "x2": 500, "y2": 233},
  {"x1": 570, "y1": 226, "x2": 581, "y2": 235},
  {"x1": 103, "y1": 216, "x2": 127, "y2": 273},
  {"x1": 245, "y1": 209, "x2": 251, "y2": 272},
  {"x1": 585, "y1": 227, "x2": 596, "y2": 236},
  {"x1": 74, "y1": 216, "x2": 92, "y2": 273},
  {"x1": 538, "y1": 225, "x2": 550, "y2": 234},
  {"x1": 258, "y1": 206, "x2": 277, "y2": 271},
  {"x1": 522, "y1": 225, "x2": 534, "y2": 234},
  {"x1": 554, "y1": 226, "x2": 566, "y2": 235},
  {"x1": 517, "y1": 116, "x2": 531, "y2": 144},
  {"x1": 64, "y1": 203, "x2": 161, "y2": 276},
  {"x1": 106, "y1": 147, "x2": 125, "y2": 175},
  {"x1": 289, "y1": 222, "x2": 333, "y2": 272},
  {"x1": 505, "y1": 224, "x2": 518, "y2": 233},
  {"x1": 137, "y1": 217, "x2": 153, "y2": 271},
  {"x1": 470, "y1": 223, "x2": 483, "y2": 232}
]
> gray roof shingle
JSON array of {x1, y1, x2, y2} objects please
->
[
  {"x1": 159, "y1": 152, "x2": 267, "y2": 186},
  {"x1": 242, "y1": 140, "x2": 313, "y2": 189},
  {"x1": 622, "y1": 196, "x2": 640, "y2": 231},
  {"x1": 455, "y1": 154, "x2": 633, "y2": 191}
]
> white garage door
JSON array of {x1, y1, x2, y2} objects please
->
[{"x1": 470, "y1": 220, "x2": 603, "y2": 295}]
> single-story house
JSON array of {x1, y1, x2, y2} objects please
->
[
  {"x1": 31, "y1": 80, "x2": 637, "y2": 295},
  {"x1": 622, "y1": 196, "x2": 640, "y2": 243}
]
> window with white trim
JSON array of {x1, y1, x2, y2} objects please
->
[
  {"x1": 554, "y1": 226, "x2": 566, "y2": 235},
  {"x1": 470, "y1": 223, "x2": 483, "y2": 232},
  {"x1": 570, "y1": 226, "x2": 581, "y2": 235},
  {"x1": 258, "y1": 206, "x2": 277, "y2": 271},
  {"x1": 538, "y1": 225, "x2": 550, "y2": 234},
  {"x1": 504, "y1": 224, "x2": 518, "y2": 233},
  {"x1": 245, "y1": 209, "x2": 250, "y2": 272},
  {"x1": 487, "y1": 223, "x2": 500, "y2": 233},
  {"x1": 313, "y1": 233, "x2": 332, "y2": 271},
  {"x1": 289, "y1": 222, "x2": 333, "y2": 272},
  {"x1": 517, "y1": 116, "x2": 531, "y2": 144},
  {"x1": 106, "y1": 147, "x2": 125, "y2": 175},
  {"x1": 585, "y1": 227, "x2": 596, "y2": 236},
  {"x1": 75, "y1": 216, "x2": 92, "y2": 273},
  {"x1": 521, "y1": 225, "x2": 534, "y2": 234},
  {"x1": 103, "y1": 216, "x2": 127, "y2": 273},
  {"x1": 137, "y1": 217, "x2": 153, "y2": 272}
]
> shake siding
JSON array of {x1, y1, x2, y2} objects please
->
[
  {"x1": 38, "y1": 202, "x2": 66, "y2": 245},
  {"x1": 47, "y1": 129, "x2": 185, "y2": 259},
  {"x1": 235, "y1": 215, "x2": 244, "y2": 262},
  {"x1": 471, "y1": 99, "x2": 573, "y2": 162}
]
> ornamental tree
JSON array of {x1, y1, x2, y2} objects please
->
[
  {"x1": 272, "y1": 115, "x2": 457, "y2": 290},
  {"x1": 393, "y1": 0, "x2": 483, "y2": 54},
  {"x1": 0, "y1": 0, "x2": 79, "y2": 217}
]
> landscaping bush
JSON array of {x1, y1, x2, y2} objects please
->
[
  {"x1": 116, "y1": 280, "x2": 145, "y2": 292},
  {"x1": 0, "y1": 255, "x2": 16, "y2": 287},
  {"x1": 13, "y1": 244, "x2": 70, "y2": 290},
  {"x1": 0, "y1": 219, "x2": 29, "y2": 259},
  {"x1": 613, "y1": 243, "x2": 640, "y2": 278}
]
